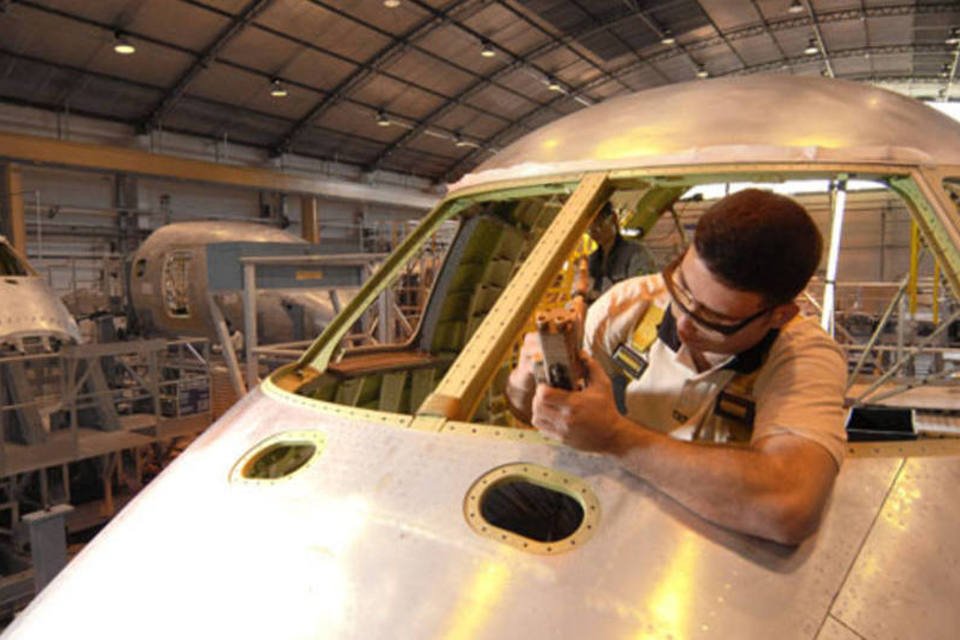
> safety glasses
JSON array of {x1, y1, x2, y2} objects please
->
[{"x1": 662, "y1": 253, "x2": 772, "y2": 336}]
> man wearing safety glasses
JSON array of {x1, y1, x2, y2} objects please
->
[
  {"x1": 506, "y1": 188, "x2": 846, "y2": 545},
  {"x1": 584, "y1": 201, "x2": 656, "y2": 301}
]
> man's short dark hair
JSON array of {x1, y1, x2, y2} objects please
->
[
  {"x1": 596, "y1": 201, "x2": 616, "y2": 219},
  {"x1": 693, "y1": 188, "x2": 822, "y2": 305}
]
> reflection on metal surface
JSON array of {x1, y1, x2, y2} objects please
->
[
  {"x1": 239, "y1": 492, "x2": 370, "y2": 632},
  {"x1": 442, "y1": 561, "x2": 511, "y2": 640},
  {"x1": 464, "y1": 463, "x2": 599, "y2": 554},
  {"x1": 830, "y1": 457, "x2": 960, "y2": 639},
  {"x1": 883, "y1": 484, "x2": 921, "y2": 532},
  {"x1": 640, "y1": 533, "x2": 699, "y2": 639},
  {"x1": 457, "y1": 76, "x2": 960, "y2": 191}
]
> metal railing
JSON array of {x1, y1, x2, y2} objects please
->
[{"x1": 0, "y1": 338, "x2": 211, "y2": 478}]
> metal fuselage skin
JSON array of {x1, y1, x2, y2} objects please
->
[
  {"x1": 0, "y1": 237, "x2": 80, "y2": 350},
  {"x1": 6, "y1": 77, "x2": 960, "y2": 639},
  {"x1": 128, "y1": 221, "x2": 339, "y2": 343}
]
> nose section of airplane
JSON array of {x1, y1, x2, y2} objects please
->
[{"x1": 0, "y1": 277, "x2": 81, "y2": 349}]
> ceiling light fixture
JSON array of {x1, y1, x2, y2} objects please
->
[
  {"x1": 453, "y1": 132, "x2": 471, "y2": 148},
  {"x1": 376, "y1": 110, "x2": 391, "y2": 127},
  {"x1": 804, "y1": 38, "x2": 819, "y2": 55},
  {"x1": 113, "y1": 31, "x2": 136, "y2": 55},
  {"x1": 788, "y1": 0, "x2": 804, "y2": 15},
  {"x1": 661, "y1": 29, "x2": 676, "y2": 46},
  {"x1": 947, "y1": 28, "x2": 960, "y2": 46},
  {"x1": 383, "y1": 0, "x2": 401, "y2": 7},
  {"x1": 480, "y1": 40, "x2": 496, "y2": 58},
  {"x1": 270, "y1": 79, "x2": 288, "y2": 98},
  {"x1": 546, "y1": 76, "x2": 562, "y2": 91},
  {"x1": 695, "y1": 65, "x2": 709, "y2": 79}
]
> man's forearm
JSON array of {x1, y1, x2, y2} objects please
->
[
  {"x1": 604, "y1": 419, "x2": 834, "y2": 544},
  {"x1": 504, "y1": 372, "x2": 534, "y2": 423}
]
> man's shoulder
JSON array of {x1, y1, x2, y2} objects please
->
[
  {"x1": 614, "y1": 235, "x2": 643, "y2": 252},
  {"x1": 767, "y1": 314, "x2": 847, "y2": 367},
  {"x1": 615, "y1": 236, "x2": 654, "y2": 263},
  {"x1": 584, "y1": 274, "x2": 667, "y2": 350},
  {"x1": 602, "y1": 273, "x2": 666, "y2": 302},
  {"x1": 780, "y1": 314, "x2": 842, "y2": 345}
]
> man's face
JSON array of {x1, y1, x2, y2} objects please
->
[
  {"x1": 665, "y1": 246, "x2": 790, "y2": 355},
  {"x1": 588, "y1": 211, "x2": 618, "y2": 248}
]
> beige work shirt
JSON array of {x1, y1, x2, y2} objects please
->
[{"x1": 584, "y1": 275, "x2": 848, "y2": 468}]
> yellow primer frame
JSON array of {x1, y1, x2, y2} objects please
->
[{"x1": 463, "y1": 462, "x2": 601, "y2": 555}]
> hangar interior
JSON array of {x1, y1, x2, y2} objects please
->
[{"x1": 0, "y1": 0, "x2": 959, "y2": 628}]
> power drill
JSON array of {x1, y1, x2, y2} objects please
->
[{"x1": 533, "y1": 303, "x2": 586, "y2": 390}]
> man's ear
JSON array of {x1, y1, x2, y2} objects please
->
[{"x1": 771, "y1": 302, "x2": 799, "y2": 328}]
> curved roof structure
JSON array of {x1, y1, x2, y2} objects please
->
[
  {"x1": 453, "y1": 76, "x2": 960, "y2": 191},
  {"x1": 136, "y1": 221, "x2": 305, "y2": 249},
  {"x1": 0, "y1": 2, "x2": 957, "y2": 182}
]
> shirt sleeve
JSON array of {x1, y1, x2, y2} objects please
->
[
  {"x1": 583, "y1": 276, "x2": 658, "y2": 380},
  {"x1": 583, "y1": 283, "x2": 620, "y2": 379},
  {"x1": 750, "y1": 320, "x2": 848, "y2": 468}
]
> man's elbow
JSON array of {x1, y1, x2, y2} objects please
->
[
  {"x1": 763, "y1": 496, "x2": 829, "y2": 546},
  {"x1": 751, "y1": 439, "x2": 839, "y2": 545}
]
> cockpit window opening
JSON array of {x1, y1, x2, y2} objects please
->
[
  {"x1": 134, "y1": 258, "x2": 147, "y2": 278},
  {"x1": 286, "y1": 170, "x2": 960, "y2": 446},
  {"x1": 820, "y1": 173, "x2": 960, "y2": 444},
  {"x1": 230, "y1": 431, "x2": 326, "y2": 483},
  {"x1": 292, "y1": 186, "x2": 576, "y2": 418},
  {"x1": 464, "y1": 462, "x2": 599, "y2": 554},
  {"x1": 162, "y1": 251, "x2": 192, "y2": 318},
  {"x1": 243, "y1": 443, "x2": 315, "y2": 479}
]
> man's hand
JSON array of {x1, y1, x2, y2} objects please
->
[
  {"x1": 531, "y1": 354, "x2": 625, "y2": 452},
  {"x1": 529, "y1": 354, "x2": 839, "y2": 544},
  {"x1": 504, "y1": 332, "x2": 543, "y2": 422}
]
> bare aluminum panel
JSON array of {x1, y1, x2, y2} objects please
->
[
  {"x1": 816, "y1": 615, "x2": 863, "y2": 640},
  {"x1": 830, "y1": 456, "x2": 960, "y2": 640},
  {"x1": 453, "y1": 76, "x2": 960, "y2": 191},
  {"x1": 5, "y1": 390, "x2": 906, "y2": 639}
]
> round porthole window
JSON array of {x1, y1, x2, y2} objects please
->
[
  {"x1": 463, "y1": 462, "x2": 600, "y2": 554},
  {"x1": 230, "y1": 430, "x2": 326, "y2": 483}
]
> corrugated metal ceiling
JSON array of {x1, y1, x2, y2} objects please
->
[{"x1": 0, "y1": 0, "x2": 956, "y2": 184}]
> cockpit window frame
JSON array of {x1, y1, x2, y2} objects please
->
[
  {"x1": 0, "y1": 239, "x2": 35, "y2": 277},
  {"x1": 297, "y1": 179, "x2": 585, "y2": 373},
  {"x1": 161, "y1": 250, "x2": 194, "y2": 319}
]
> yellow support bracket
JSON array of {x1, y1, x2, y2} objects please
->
[{"x1": 909, "y1": 221, "x2": 919, "y2": 316}]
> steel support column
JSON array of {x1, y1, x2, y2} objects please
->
[
  {"x1": 243, "y1": 263, "x2": 259, "y2": 389},
  {"x1": 22, "y1": 504, "x2": 74, "y2": 593},
  {"x1": 301, "y1": 195, "x2": 320, "y2": 244},
  {"x1": 1, "y1": 163, "x2": 26, "y2": 253},
  {"x1": 821, "y1": 178, "x2": 847, "y2": 336}
]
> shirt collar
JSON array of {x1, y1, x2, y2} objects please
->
[{"x1": 658, "y1": 303, "x2": 779, "y2": 374}]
